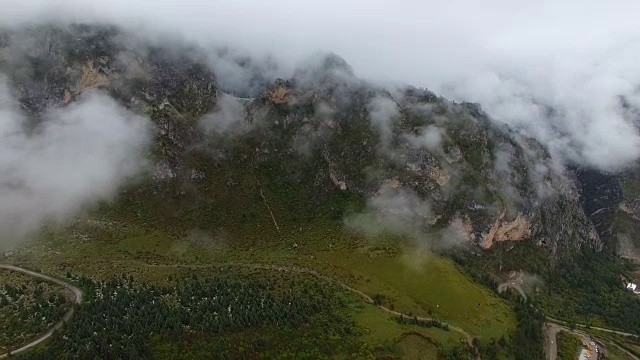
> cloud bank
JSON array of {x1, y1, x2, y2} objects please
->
[
  {"x1": 0, "y1": 80, "x2": 151, "y2": 247},
  {"x1": 2, "y1": 0, "x2": 634, "y2": 171},
  {"x1": 345, "y1": 186, "x2": 431, "y2": 241},
  {"x1": 345, "y1": 185, "x2": 471, "y2": 249}
]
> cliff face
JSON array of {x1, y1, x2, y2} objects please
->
[
  {"x1": 609, "y1": 168, "x2": 640, "y2": 259},
  {"x1": 0, "y1": 24, "x2": 605, "y2": 258},
  {"x1": 576, "y1": 170, "x2": 624, "y2": 244},
  {"x1": 556, "y1": 167, "x2": 640, "y2": 259}
]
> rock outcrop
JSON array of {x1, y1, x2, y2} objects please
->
[{"x1": 479, "y1": 212, "x2": 531, "y2": 249}]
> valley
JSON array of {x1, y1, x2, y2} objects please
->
[{"x1": 2, "y1": 231, "x2": 508, "y2": 358}]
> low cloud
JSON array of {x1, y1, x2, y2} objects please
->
[
  {"x1": 1, "y1": 1, "x2": 638, "y2": 171},
  {"x1": 432, "y1": 220, "x2": 475, "y2": 250},
  {"x1": 345, "y1": 186, "x2": 431, "y2": 241},
  {"x1": 368, "y1": 95, "x2": 399, "y2": 152},
  {"x1": 199, "y1": 93, "x2": 248, "y2": 134},
  {"x1": 403, "y1": 125, "x2": 444, "y2": 153},
  {"x1": 292, "y1": 102, "x2": 334, "y2": 157},
  {"x1": 444, "y1": 57, "x2": 640, "y2": 171},
  {"x1": 0, "y1": 81, "x2": 152, "y2": 247},
  {"x1": 207, "y1": 48, "x2": 283, "y2": 97},
  {"x1": 498, "y1": 271, "x2": 543, "y2": 298},
  {"x1": 492, "y1": 149, "x2": 523, "y2": 204},
  {"x1": 346, "y1": 185, "x2": 474, "y2": 250}
]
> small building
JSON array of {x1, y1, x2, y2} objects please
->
[{"x1": 627, "y1": 283, "x2": 640, "y2": 294}]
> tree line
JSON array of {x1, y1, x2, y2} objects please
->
[{"x1": 22, "y1": 273, "x2": 369, "y2": 359}]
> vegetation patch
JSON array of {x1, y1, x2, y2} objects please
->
[
  {"x1": 556, "y1": 332, "x2": 583, "y2": 360},
  {"x1": 350, "y1": 301, "x2": 462, "y2": 354},
  {"x1": 394, "y1": 333, "x2": 440, "y2": 360},
  {"x1": 0, "y1": 270, "x2": 69, "y2": 354},
  {"x1": 24, "y1": 272, "x2": 372, "y2": 359},
  {"x1": 451, "y1": 241, "x2": 640, "y2": 334}
]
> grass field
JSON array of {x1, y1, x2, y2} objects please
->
[
  {"x1": 1, "y1": 269, "x2": 46, "y2": 286},
  {"x1": 352, "y1": 302, "x2": 461, "y2": 346},
  {"x1": 314, "y1": 246, "x2": 516, "y2": 340}
]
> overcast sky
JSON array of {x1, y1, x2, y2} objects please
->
[
  {"x1": 4, "y1": 1, "x2": 637, "y2": 84},
  {"x1": 2, "y1": 0, "x2": 640, "y2": 170}
]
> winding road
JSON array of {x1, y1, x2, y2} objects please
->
[
  {"x1": 545, "y1": 316, "x2": 638, "y2": 338},
  {"x1": 545, "y1": 323, "x2": 596, "y2": 360},
  {"x1": 498, "y1": 273, "x2": 640, "y2": 360},
  {"x1": 7, "y1": 259, "x2": 640, "y2": 360},
  {"x1": 135, "y1": 262, "x2": 477, "y2": 346},
  {"x1": 0, "y1": 264, "x2": 83, "y2": 359},
  {"x1": 254, "y1": 264, "x2": 477, "y2": 348},
  {"x1": 546, "y1": 320, "x2": 640, "y2": 360}
]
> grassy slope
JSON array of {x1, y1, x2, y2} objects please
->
[
  {"x1": 315, "y1": 248, "x2": 515, "y2": 340},
  {"x1": 347, "y1": 294, "x2": 462, "y2": 358},
  {"x1": 1, "y1": 269, "x2": 46, "y2": 286},
  {"x1": 605, "y1": 345, "x2": 635, "y2": 360},
  {"x1": 14, "y1": 220, "x2": 516, "y2": 351},
  {"x1": 4, "y1": 143, "x2": 517, "y2": 356}
]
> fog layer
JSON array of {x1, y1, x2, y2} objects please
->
[{"x1": 0, "y1": 81, "x2": 151, "y2": 247}]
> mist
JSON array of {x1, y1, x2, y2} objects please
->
[
  {"x1": 0, "y1": 81, "x2": 152, "y2": 248},
  {"x1": 368, "y1": 95, "x2": 399, "y2": 152},
  {"x1": 404, "y1": 125, "x2": 444, "y2": 153},
  {"x1": 345, "y1": 186, "x2": 432, "y2": 241},
  {"x1": 345, "y1": 185, "x2": 475, "y2": 249},
  {"x1": 1, "y1": 0, "x2": 638, "y2": 171},
  {"x1": 200, "y1": 93, "x2": 248, "y2": 134}
]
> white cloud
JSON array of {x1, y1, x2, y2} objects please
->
[
  {"x1": 200, "y1": 93, "x2": 247, "y2": 134},
  {"x1": 404, "y1": 125, "x2": 443, "y2": 153},
  {"x1": 345, "y1": 186, "x2": 431, "y2": 240},
  {"x1": 0, "y1": 80, "x2": 151, "y2": 246},
  {"x1": 368, "y1": 95, "x2": 399, "y2": 151},
  {"x1": 1, "y1": 0, "x2": 639, "y2": 171}
]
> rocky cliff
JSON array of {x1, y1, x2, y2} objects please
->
[{"x1": 0, "y1": 24, "x2": 608, "y2": 258}]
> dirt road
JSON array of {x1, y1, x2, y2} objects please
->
[
  {"x1": 546, "y1": 323, "x2": 562, "y2": 360},
  {"x1": 545, "y1": 316, "x2": 638, "y2": 338},
  {"x1": 0, "y1": 264, "x2": 83, "y2": 359}
]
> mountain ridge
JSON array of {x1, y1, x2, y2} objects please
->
[{"x1": 0, "y1": 23, "x2": 625, "y2": 260}]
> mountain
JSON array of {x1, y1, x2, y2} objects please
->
[{"x1": 0, "y1": 23, "x2": 614, "y2": 260}]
